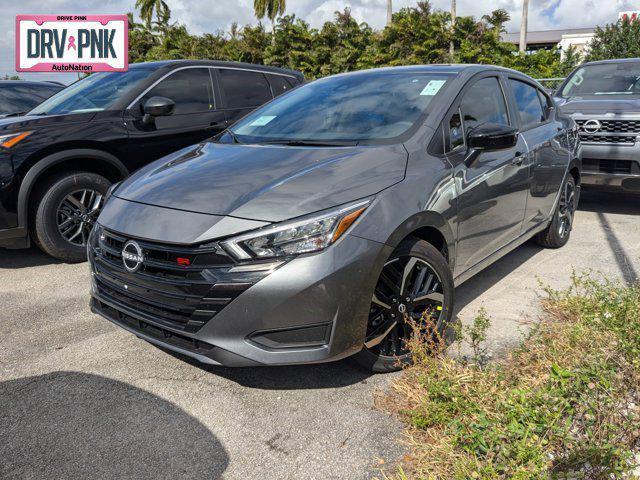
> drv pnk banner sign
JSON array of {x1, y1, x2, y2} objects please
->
[{"x1": 16, "y1": 15, "x2": 128, "y2": 73}]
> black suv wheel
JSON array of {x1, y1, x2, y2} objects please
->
[{"x1": 32, "y1": 171, "x2": 110, "y2": 262}]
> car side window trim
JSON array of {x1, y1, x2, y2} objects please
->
[
  {"x1": 127, "y1": 65, "x2": 296, "y2": 111},
  {"x1": 441, "y1": 74, "x2": 511, "y2": 155}
]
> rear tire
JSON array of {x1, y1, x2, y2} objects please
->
[
  {"x1": 536, "y1": 175, "x2": 577, "y2": 249},
  {"x1": 352, "y1": 238, "x2": 454, "y2": 373},
  {"x1": 31, "y1": 171, "x2": 110, "y2": 263}
]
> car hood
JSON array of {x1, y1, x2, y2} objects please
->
[
  {"x1": 114, "y1": 141, "x2": 408, "y2": 222},
  {"x1": 556, "y1": 96, "x2": 640, "y2": 115},
  {"x1": 0, "y1": 112, "x2": 97, "y2": 132}
]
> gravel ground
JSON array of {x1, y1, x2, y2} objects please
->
[{"x1": 0, "y1": 190, "x2": 638, "y2": 479}]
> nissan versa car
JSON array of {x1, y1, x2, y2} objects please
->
[
  {"x1": 0, "y1": 60, "x2": 303, "y2": 261},
  {"x1": 555, "y1": 58, "x2": 640, "y2": 193},
  {"x1": 89, "y1": 65, "x2": 581, "y2": 372}
]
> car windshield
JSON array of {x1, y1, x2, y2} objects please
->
[
  {"x1": 28, "y1": 69, "x2": 153, "y2": 115},
  {"x1": 230, "y1": 71, "x2": 454, "y2": 144},
  {"x1": 560, "y1": 62, "x2": 640, "y2": 97}
]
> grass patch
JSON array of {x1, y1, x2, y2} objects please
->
[{"x1": 383, "y1": 273, "x2": 640, "y2": 479}]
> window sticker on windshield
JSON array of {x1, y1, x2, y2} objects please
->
[
  {"x1": 249, "y1": 115, "x2": 277, "y2": 127},
  {"x1": 420, "y1": 80, "x2": 447, "y2": 96}
]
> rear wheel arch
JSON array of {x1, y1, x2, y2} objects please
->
[{"x1": 17, "y1": 149, "x2": 128, "y2": 228}]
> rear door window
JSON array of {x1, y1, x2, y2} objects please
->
[
  {"x1": 267, "y1": 74, "x2": 295, "y2": 97},
  {"x1": 219, "y1": 69, "x2": 272, "y2": 108},
  {"x1": 509, "y1": 79, "x2": 546, "y2": 130},
  {"x1": 139, "y1": 68, "x2": 214, "y2": 115}
]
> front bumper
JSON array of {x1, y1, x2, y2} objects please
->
[
  {"x1": 580, "y1": 143, "x2": 640, "y2": 193},
  {"x1": 89, "y1": 229, "x2": 391, "y2": 367}
]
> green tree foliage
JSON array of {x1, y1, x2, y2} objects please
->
[
  {"x1": 586, "y1": 18, "x2": 640, "y2": 61},
  {"x1": 126, "y1": 0, "x2": 587, "y2": 80}
]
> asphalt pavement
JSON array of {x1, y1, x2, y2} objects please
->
[{"x1": 1, "y1": 190, "x2": 639, "y2": 479}]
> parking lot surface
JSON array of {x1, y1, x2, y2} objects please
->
[{"x1": 1, "y1": 191, "x2": 639, "y2": 479}]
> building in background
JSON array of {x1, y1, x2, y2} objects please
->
[{"x1": 502, "y1": 27, "x2": 595, "y2": 58}]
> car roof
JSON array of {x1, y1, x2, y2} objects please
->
[
  {"x1": 329, "y1": 64, "x2": 530, "y2": 76},
  {"x1": 580, "y1": 58, "x2": 640, "y2": 66},
  {"x1": 129, "y1": 60, "x2": 304, "y2": 79}
]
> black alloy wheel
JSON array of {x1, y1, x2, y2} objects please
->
[
  {"x1": 57, "y1": 189, "x2": 103, "y2": 246},
  {"x1": 353, "y1": 238, "x2": 454, "y2": 372},
  {"x1": 32, "y1": 171, "x2": 111, "y2": 263},
  {"x1": 536, "y1": 175, "x2": 578, "y2": 249}
]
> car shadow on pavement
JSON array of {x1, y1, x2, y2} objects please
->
[
  {"x1": 0, "y1": 247, "x2": 63, "y2": 269},
  {"x1": 578, "y1": 190, "x2": 640, "y2": 216},
  {"x1": 0, "y1": 371, "x2": 229, "y2": 479}
]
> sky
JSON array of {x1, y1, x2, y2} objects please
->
[{"x1": 3, "y1": 0, "x2": 637, "y2": 83}]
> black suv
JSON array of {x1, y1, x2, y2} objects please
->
[{"x1": 0, "y1": 60, "x2": 303, "y2": 261}]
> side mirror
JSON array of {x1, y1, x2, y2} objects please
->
[
  {"x1": 465, "y1": 123, "x2": 518, "y2": 167},
  {"x1": 142, "y1": 96, "x2": 175, "y2": 123}
]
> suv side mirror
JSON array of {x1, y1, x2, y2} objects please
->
[
  {"x1": 465, "y1": 123, "x2": 519, "y2": 167},
  {"x1": 142, "y1": 96, "x2": 175, "y2": 123}
]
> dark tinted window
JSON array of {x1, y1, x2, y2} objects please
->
[
  {"x1": 220, "y1": 69, "x2": 272, "y2": 108},
  {"x1": 140, "y1": 68, "x2": 213, "y2": 115},
  {"x1": 510, "y1": 79, "x2": 545, "y2": 129},
  {"x1": 0, "y1": 84, "x2": 61, "y2": 114},
  {"x1": 460, "y1": 77, "x2": 509, "y2": 133},
  {"x1": 267, "y1": 74, "x2": 295, "y2": 97}
]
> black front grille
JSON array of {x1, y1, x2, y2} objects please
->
[
  {"x1": 583, "y1": 158, "x2": 634, "y2": 175},
  {"x1": 90, "y1": 228, "x2": 260, "y2": 333},
  {"x1": 575, "y1": 119, "x2": 638, "y2": 145},
  {"x1": 580, "y1": 134, "x2": 635, "y2": 145},
  {"x1": 576, "y1": 119, "x2": 640, "y2": 134}
]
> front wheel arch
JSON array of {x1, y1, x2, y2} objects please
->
[{"x1": 18, "y1": 149, "x2": 128, "y2": 230}]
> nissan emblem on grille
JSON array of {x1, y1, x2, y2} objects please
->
[
  {"x1": 582, "y1": 119, "x2": 602, "y2": 134},
  {"x1": 122, "y1": 240, "x2": 145, "y2": 273}
]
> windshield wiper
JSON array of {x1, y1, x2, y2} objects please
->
[{"x1": 264, "y1": 140, "x2": 359, "y2": 147}]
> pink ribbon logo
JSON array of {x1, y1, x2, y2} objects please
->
[{"x1": 67, "y1": 36, "x2": 77, "y2": 50}]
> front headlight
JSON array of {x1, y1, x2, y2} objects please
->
[
  {"x1": 221, "y1": 200, "x2": 370, "y2": 260},
  {"x1": 0, "y1": 131, "x2": 32, "y2": 148}
]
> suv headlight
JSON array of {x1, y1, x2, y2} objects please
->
[
  {"x1": 0, "y1": 131, "x2": 32, "y2": 148},
  {"x1": 221, "y1": 200, "x2": 370, "y2": 260}
]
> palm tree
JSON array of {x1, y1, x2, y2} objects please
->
[
  {"x1": 449, "y1": 0, "x2": 456, "y2": 57},
  {"x1": 254, "y1": 0, "x2": 286, "y2": 32},
  {"x1": 519, "y1": 0, "x2": 529, "y2": 52},
  {"x1": 135, "y1": 0, "x2": 171, "y2": 28},
  {"x1": 386, "y1": 0, "x2": 393, "y2": 25}
]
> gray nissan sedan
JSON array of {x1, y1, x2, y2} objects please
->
[{"x1": 88, "y1": 65, "x2": 581, "y2": 372}]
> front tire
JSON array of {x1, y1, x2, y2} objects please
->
[
  {"x1": 353, "y1": 238, "x2": 454, "y2": 373},
  {"x1": 32, "y1": 171, "x2": 110, "y2": 262},
  {"x1": 536, "y1": 175, "x2": 577, "y2": 249}
]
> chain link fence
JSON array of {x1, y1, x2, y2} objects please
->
[{"x1": 536, "y1": 77, "x2": 566, "y2": 93}]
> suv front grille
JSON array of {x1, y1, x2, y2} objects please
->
[
  {"x1": 575, "y1": 119, "x2": 638, "y2": 145},
  {"x1": 90, "y1": 228, "x2": 263, "y2": 333},
  {"x1": 583, "y1": 158, "x2": 634, "y2": 175}
]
